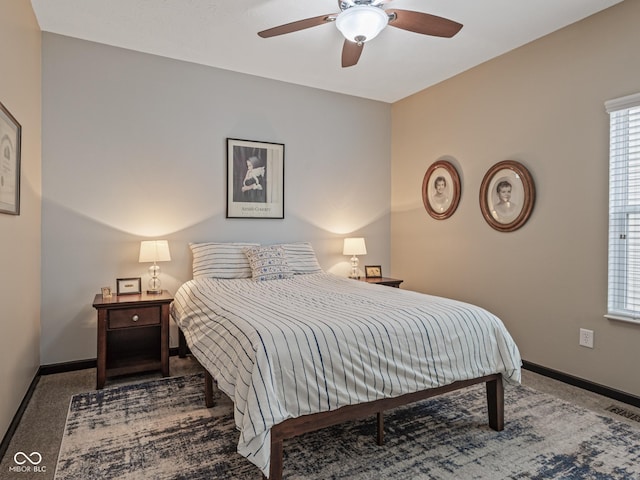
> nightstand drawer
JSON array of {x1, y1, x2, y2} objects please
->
[{"x1": 108, "y1": 306, "x2": 160, "y2": 329}]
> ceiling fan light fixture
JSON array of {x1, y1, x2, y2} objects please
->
[{"x1": 335, "y1": 5, "x2": 389, "y2": 44}]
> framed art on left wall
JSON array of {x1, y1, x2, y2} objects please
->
[
  {"x1": 226, "y1": 138, "x2": 285, "y2": 219},
  {"x1": 0, "y1": 101, "x2": 21, "y2": 215}
]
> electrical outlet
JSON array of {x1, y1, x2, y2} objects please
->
[{"x1": 579, "y1": 328, "x2": 594, "y2": 348}]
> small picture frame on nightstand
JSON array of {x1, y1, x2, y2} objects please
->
[
  {"x1": 101, "y1": 286, "x2": 112, "y2": 299},
  {"x1": 116, "y1": 277, "x2": 142, "y2": 295},
  {"x1": 365, "y1": 265, "x2": 382, "y2": 278}
]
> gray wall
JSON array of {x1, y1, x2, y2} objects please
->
[
  {"x1": 391, "y1": 1, "x2": 640, "y2": 396},
  {"x1": 41, "y1": 34, "x2": 391, "y2": 364},
  {"x1": 0, "y1": 0, "x2": 41, "y2": 440}
]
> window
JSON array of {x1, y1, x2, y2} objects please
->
[{"x1": 606, "y1": 92, "x2": 640, "y2": 323}]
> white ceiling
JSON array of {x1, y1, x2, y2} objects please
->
[{"x1": 30, "y1": 0, "x2": 622, "y2": 103}]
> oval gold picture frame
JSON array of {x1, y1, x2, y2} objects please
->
[
  {"x1": 480, "y1": 160, "x2": 535, "y2": 232},
  {"x1": 422, "y1": 160, "x2": 461, "y2": 220}
]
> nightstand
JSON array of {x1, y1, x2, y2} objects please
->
[
  {"x1": 359, "y1": 277, "x2": 404, "y2": 288},
  {"x1": 93, "y1": 290, "x2": 173, "y2": 389}
]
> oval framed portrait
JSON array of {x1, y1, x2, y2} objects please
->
[
  {"x1": 422, "y1": 160, "x2": 461, "y2": 220},
  {"x1": 479, "y1": 160, "x2": 535, "y2": 232}
]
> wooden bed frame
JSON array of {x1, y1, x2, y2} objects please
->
[{"x1": 180, "y1": 331, "x2": 504, "y2": 480}]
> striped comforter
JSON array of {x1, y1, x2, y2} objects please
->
[{"x1": 171, "y1": 273, "x2": 521, "y2": 476}]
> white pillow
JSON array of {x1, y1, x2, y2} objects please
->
[
  {"x1": 244, "y1": 245, "x2": 294, "y2": 281},
  {"x1": 279, "y1": 242, "x2": 323, "y2": 274},
  {"x1": 190, "y1": 242, "x2": 259, "y2": 279}
]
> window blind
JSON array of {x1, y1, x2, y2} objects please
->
[{"x1": 606, "y1": 93, "x2": 640, "y2": 322}]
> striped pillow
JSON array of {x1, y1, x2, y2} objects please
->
[
  {"x1": 190, "y1": 242, "x2": 259, "y2": 279},
  {"x1": 244, "y1": 245, "x2": 294, "y2": 281},
  {"x1": 279, "y1": 242, "x2": 323, "y2": 274}
]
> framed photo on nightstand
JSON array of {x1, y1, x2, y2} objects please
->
[
  {"x1": 116, "y1": 277, "x2": 142, "y2": 295},
  {"x1": 365, "y1": 265, "x2": 382, "y2": 278},
  {"x1": 101, "y1": 287, "x2": 112, "y2": 299}
]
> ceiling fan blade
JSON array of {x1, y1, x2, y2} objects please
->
[
  {"x1": 258, "y1": 14, "x2": 336, "y2": 38},
  {"x1": 387, "y1": 10, "x2": 462, "y2": 38},
  {"x1": 342, "y1": 40, "x2": 364, "y2": 68}
]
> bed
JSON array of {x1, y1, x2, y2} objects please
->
[{"x1": 170, "y1": 242, "x2": 522, "y2": 479}]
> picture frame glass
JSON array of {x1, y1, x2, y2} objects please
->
[
  {"x1": 427, "y1": 166, "x2": 454, "y2": 214},
  {"x1": 422, "y1": 160, "x2": 461, "y2": 220},
  {"x1": 486, "y1": 168, "x2": 525, "y2": 225},
  {"x1": 226, "y1": 138, "x2": 284, "y2": 219}
]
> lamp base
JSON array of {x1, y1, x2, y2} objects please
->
[
  {"x1": 349, "y1": 255, "x2": 360, "y2": 279},
  {"x1": 147, "y1": 264, "x2": 162, "y2": 295}
]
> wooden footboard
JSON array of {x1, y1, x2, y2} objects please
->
[{"x1": 202, "y1": 370, "x2": 503, "y2": 480}]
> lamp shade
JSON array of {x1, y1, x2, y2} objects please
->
[
  {"x1": 139, "y1": 240, "x2": 171, "y2": 263},
  {"x1": 335, "y1": 5, "x2": 389, "y2": 44},
  {"x1": 343, "y1": 237, "x2": 367, "y2": 256}
]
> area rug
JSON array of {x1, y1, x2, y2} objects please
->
[{"x1": 54, "y1": 373, "x2": 640, "y2": 479}]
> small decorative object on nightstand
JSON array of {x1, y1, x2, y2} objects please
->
[
  {"x1": 365, "y1": 265, "x2": 382, "y2": 278},
  {"x1": 359, "y1": 276, "x2": 404, "y2": 288},
  {"x1": 93, "y1": 290, "x2": 173, "y2": 389}
]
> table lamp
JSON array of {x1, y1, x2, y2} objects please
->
[
  {"x1": 343, "y1": 237, "x2": 367, "y2": 279},
  {"x1": 139, "y1": 240, "x2": 171, "y2": 294}
]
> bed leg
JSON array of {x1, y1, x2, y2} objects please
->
[
  {"x1": 486, "y1": 375, "x2": 504, "y2": 431},
  {"x1": 178, "y1": 329, "x2": 188, "y2": 358},
  {"x1": 204, "y1": 369, "x2": 215, "y2": 408},
  {"x1": 376, "y1": 412, "x2": 384, "y2": 446},
  {"x1": 269, "y1": 437, "x2": 284, "y2": 480}
]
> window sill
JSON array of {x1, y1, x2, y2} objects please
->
[{"x1": 604, "y1": 314, "x2": 640, "y2": 325}]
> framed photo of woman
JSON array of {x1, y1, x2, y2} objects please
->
[
  {"x1": 226, "y1": 138, "x2": 285, "y2": 219},
  {"x1": 479, "y1": 160, "x2": 535, "y2": 232},
  {"x1": 422, "y1": 160, "x2": 461, "y2": 220}
]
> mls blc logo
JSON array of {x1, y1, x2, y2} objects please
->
[{"x1": 10, "y1": 451, "x2": 46, "y2": 473}]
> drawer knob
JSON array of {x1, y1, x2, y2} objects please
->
[{"x1": 132, "y1": 314, "x2": 139, "y2": 322}]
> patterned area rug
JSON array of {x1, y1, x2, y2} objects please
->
[{"x1": 54, "y1": 373, "x2": 640, "y2": 479}]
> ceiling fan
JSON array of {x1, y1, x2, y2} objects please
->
[{"x1": 258, "y1": 0, "x2": 463, "y2": 68}]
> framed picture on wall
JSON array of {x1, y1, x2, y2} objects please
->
[
  {"x1": 226, "y1": 138, "x2": 285, "y2": 219},
  {"x1": 422, "y1": 160, "x2": 461, "y2": 220},
  {"x1": 479, "y1": 160, "x2": 535, "y2": 232},
  {"x1": 0, "y1": 101, "x2": 21, "y2": 215}
]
